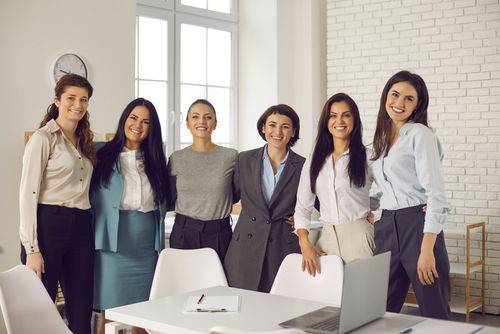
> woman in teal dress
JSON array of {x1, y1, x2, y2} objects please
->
[{"x1": 91, "y1": 98, "x2": 169, "y2": 334}]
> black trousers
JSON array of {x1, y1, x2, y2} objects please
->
[
  {"x1": 373, "y1": 204, "x2": 452, "y2": 320},
  {"x1": 169, "y1": 213, "x2": 232, "y2": 263},
  {"x1": 21, "y1": 204, "x2": 94, "y2": 334}
]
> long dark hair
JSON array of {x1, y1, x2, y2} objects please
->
[
  {"x1": 91, "y1": 98, "x2": 169, "y2": 204},
  {"x1": 309, "y1": 93, "x2": 366, "y2": 193},
  {"x1": 40, "y1": 74, "x2": 97, "y2": 165},
  {"x1": 372, "y1": 70, "x2": 429, "y2": 161}
]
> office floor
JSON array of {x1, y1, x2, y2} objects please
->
[{"x1": 400, "y1": 306, "x2": 500, "y2": 328}]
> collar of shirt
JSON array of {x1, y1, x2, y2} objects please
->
[
  {"x1": 46, "y1": 119, "x2": 81, "y2": 147},
  {"x1": 261, "y1": 144, "x2": 290, "y2": 204},
  {"x1": 399, "y1": 121, "x2": 414, "y2": 137}
]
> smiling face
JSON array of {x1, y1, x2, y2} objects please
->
[
  {"x1": 54, "y1": 86, "x2": 89, "y2": 124},
  {"x1": 124, "y1": 105, "x2": 150, "y2": 150},
  {"x1": 385, "y1": 81, "x2": 420, "y2": 127},
  {"x1": 328, "y1": 101, "x2": 354, "y2": 141},
  {"x1": 261, "y1": 113, "x2": 296, "y2": 152},
  {"x1": 186, "y1": 103, "x2": 217, "y2": 139}
]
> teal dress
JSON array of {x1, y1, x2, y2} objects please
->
[{"x1": 91, "y1": 143, "x2": 166, "y2": 310}]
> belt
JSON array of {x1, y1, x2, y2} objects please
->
[{"x1": 382, "y1": 204, "x2": 426, "y2": 218}]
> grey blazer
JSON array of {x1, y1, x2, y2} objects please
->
[{"x1": 224, "y1": 146, "x2": 305, "y2": 293}]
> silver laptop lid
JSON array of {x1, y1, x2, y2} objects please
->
[{"x1": 338, "y1": 251, "x2": 391, "y2": 334}]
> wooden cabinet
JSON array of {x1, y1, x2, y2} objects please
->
[{"x1": 446, "y1": 222, "x2": 485, "y2": 323}]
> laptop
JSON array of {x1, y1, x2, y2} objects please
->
[{"x1": 279, "y1": 251, "x2": 391, "y2": 334}]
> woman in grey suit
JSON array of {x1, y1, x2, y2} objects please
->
[{"x1": 224, "y1": 104, "x2": 305, "y2": 293}]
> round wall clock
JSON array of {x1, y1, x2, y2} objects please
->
[{"x1": 49, "y1": 53, "x2": 88, "y2": 86}]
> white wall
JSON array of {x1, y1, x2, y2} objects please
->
[
  {"x1": 327, "y1": 0, "x2": 500, "y2": 314},
  {"x1": 238, "y1": 0, "x2": 327, "y2": 156},
  {"x1": 0, "y1": 1, "x2": 137, "y2": 332}
]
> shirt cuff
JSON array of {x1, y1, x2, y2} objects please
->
[
  {"x1": 423, "y1": 213, "x2": 445, "y2": 234},
  {"x1": 23, "y1": 243, "x2": 40, "y2": 254}
]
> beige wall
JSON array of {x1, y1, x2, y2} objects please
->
[{"x1": 0, "y1": 1, "x2": 137, "y2": 332}]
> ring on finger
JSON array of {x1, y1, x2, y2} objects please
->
[{"x1": 427, "y1": 272, "x2": 432, "y2": 276}]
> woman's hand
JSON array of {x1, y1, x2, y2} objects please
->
[
  {"x1": 417, "y1": 233, "x2": 438, "y2": 286},
  {"x1": 26, "y1": 252, "x2": 45, "y2": 280},
  {"x1": 297, "y1": 229, "x2": 325, "y2": 277},
  {"x1": 367, "y1": 210, "x2": 375, "y2": 225},
  {"x1": 284, "y1": 214, "x2": 294, "y2": 228}
]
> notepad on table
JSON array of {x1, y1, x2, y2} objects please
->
[{"x1": 183, "y1": 295, "x2": 241, "y2": 313}]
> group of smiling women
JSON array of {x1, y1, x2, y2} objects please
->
[{"x1": 19, "y1": 70, "x2": 452, "y2": 334}]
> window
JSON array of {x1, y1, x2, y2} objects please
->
[{"x1": 135, "y1": 0, "x2": 238, "y2": 155}]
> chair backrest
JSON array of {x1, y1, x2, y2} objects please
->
[
  {"x1": 149, "y1": 248, "x2": 228, "y2": 300},
  {"x1": 0, "y1": 265, "x2": 72, "y2": 334},
  {"x1": 270, "y1": 254, "x2": 344, "y2": 305},
  {"x1": 208, "y1": 326, "x2": 306, "y2": 334}
]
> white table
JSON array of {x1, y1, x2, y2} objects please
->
[{"x1": 104, "y1": 285, "x2": 498, "y2": 334}]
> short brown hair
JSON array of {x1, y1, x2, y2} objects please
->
[{"x1": 256, "y1": 104, "x2": 300, "y2": 147}]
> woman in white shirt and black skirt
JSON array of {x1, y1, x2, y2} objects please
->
[
  {"x1": 20, "y1": 74, "x2": 96, "y2": 334},
  {"x1": 294, "y1": 93, "x2": 378, "y2": 276},
  {"x1": 371, "y1": 71, "x2": 452, "y2": 320}
]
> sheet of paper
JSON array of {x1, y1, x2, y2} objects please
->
[
  {"x1": 183, "y1": 295, "x2": 241, "y2": 313},
  {"x1": 407, "y1": 318, "x2": 484, "y2": 334}
]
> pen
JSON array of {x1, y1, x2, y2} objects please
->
[
  {"x1": 197, "y1": 294, "x2": 205, "y2": 304},
  {"x1": 196, "y1": 308, "x2": 226, "y2": 312},
  {"x1": 397, "y1": 328, "x2": 412, "y2": 334}
]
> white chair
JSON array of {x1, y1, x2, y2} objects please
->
[
  {"x1": 208, "y1": 326, "x2": 306, "y2": 334},
  {"x1": 270, "y1": 254, "x2": 344, "y2": 306},
  {"x1": 107, "y1": 248, "x2": 229, "y2": 334},
  {"x1": 0, "y1": 265, "x2": 72, "y2": 334},
  {"x1": 149, "y1": 247, "x2": 228, "y2": 300}
]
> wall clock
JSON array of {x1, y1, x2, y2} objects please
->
[{"x1": 49, "y1": 53, "x2": 88, "y2": 86}]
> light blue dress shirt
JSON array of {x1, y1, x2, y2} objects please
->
[
  {"x1": 261, "y1": 144, "x2": 290, "y2": 205},
  {"x1": 373, "y1": 122, "x2": 449, "y2": 234}
]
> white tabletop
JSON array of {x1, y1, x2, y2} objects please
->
[{"x1": 104, "y1": 285, "x2": 500, "y2": 334}]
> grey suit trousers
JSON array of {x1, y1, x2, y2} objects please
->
[{"x1": 373, "y1": 204, "x2": 452, "y2": 320}]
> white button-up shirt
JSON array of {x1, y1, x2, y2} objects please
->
[
  {"x1": 294, "y1": 148, "x2": 378, "y2": 233},
  {"x1": 19, "y1": 119, "x2": 93, "y2": 253},
  {"x1": 373, "y1": 122, "x2": 448, "y2": 234},
  {"x1": 119, "y1": 147, "x2": 156, "y2": 212}
]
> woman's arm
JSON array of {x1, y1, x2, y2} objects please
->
[
  {"x1": 414, "y1": 129, "x2": 447, "y2": 284},
  {"x1": 414, "y1": 130, "x2": 448, "y2": 234},
  {"x1": 19, "y1": 130, "x2": 51, "y2": 279},
  {"x1": 294, "y1": 156, "x2": 326, "y2": 276}
]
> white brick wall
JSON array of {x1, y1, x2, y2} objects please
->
[{"x1": 327, "y1": 0, "x2": 500, "y2": 314}]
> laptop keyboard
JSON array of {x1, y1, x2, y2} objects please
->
[{"x1": 310, "y1": 316, "x2": 340, "y2": 332}]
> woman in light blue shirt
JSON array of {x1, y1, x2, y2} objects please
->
[{"x1": 371, "y1": 71, "x2": 452, "y2": 320}]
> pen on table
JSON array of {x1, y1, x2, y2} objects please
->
[
  {"x1": 397, "y1": 328, "x2": 412, "y2": 334},
  {"x1": 197, "y1": 294, "x2": 205, "y2": 304}
]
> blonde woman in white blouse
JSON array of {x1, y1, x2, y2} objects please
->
[
  {"x1": 91, "y1": 98, "x2": 169, "y2": 334},
  {"x1": 19, "y1": 74, "x2": 97, "y2": 334}
]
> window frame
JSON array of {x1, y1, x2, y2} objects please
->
[
  {"x1": 175, "y1": 12, "x2": 238, "y2": 150},
  {"x1": 135, "y1": 0, "x2": 238, "y2": 154}
]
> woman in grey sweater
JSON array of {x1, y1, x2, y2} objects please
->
[{"x1": 167, "y1": 99, "x2": 238, "y2": 262}]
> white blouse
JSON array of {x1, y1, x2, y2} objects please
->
[
  {"x1": 119, "y1": 147, "x2": 156, "y2": 212},
  {"x1": 294, "y1": 148, "x2": 378, "y2": 233}
]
